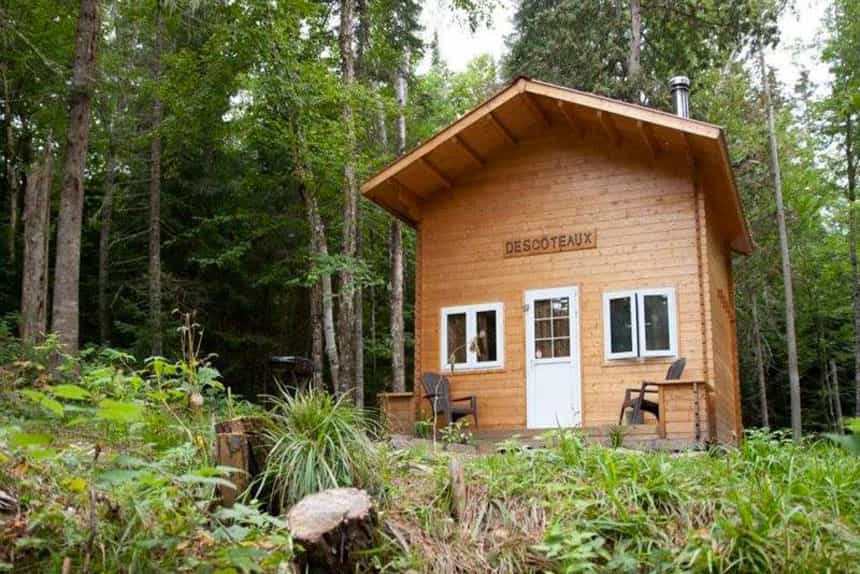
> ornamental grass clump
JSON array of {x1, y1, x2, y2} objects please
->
[{"x1": 256, "y1": 388, "x2": 380, "y2": 511}]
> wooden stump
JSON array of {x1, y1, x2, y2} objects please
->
[
  {"x1": 286, "y1": 488, "x2": 376, "y2": 573},
  {"x1": 448, "y1": 458, "x2": 467, "y2": 521},
  {"x1": 214, "y1": 417, "x2": 268, "y2": 506}
]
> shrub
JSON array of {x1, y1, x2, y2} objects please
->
[{"x1": 255, "y1": 388, "x2": 380, "y2": 511}]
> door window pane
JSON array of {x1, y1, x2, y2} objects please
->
[
  {"x1": 554, "y1": 338, "x2": 570, "y2": 357},
  {"x1": 535, "y1": 318, "x2": 552, "y2": 338},
  {"x1": 535, "y1": 299, "x2": 551, "y2": 318},
  {"x1": 533, "y1": 297, "x2": 572, "y2": 359},
  {"x1": 476, "y1": 310, "x2": 498, "y2": 362},
  {"x1": 553, "y1": 318, "x2": 569, "y2": 337},
  {"x1": 609, "y1": 297, "x2": 633, "y2": 354},
  {"x1": 535, "y1": 340, "x2": 552, "y2": 359},
  {"x1": 446, "y1": 313, "x2": 466, "y2": 364},
  {"x1": 643, "y1": 294, "x2": 670, "y2": 351}
]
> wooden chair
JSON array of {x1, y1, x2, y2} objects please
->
[
  {"x1": 618, "y1": 358, "x2": 686, "y2": 425},
  {"x1": 421, "y1": 373, "x2": 478, "y2": 429}
]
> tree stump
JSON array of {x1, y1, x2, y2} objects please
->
[
  {"x1": 213, "y1": 417, "x2": 268, "y2": 506},
  {"x1": 448, "y1": 458, "x2": 467, "y2": 521},
  {"x1": 286, "y1": 488, "x2": 376, "y2": 573}
]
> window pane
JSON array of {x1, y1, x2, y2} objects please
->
[
  {"x1": 643, "y1": 294, "x2": 670, "y2": 351},
  {"x1": 551, "y1": 297, "x2": 569, "y2": 317},
  {"x1": 609, "y1": 297, "x2": 633, "y2": 354},
  {"x1": 476, "y1": 310, "x2": 498, "y2": 362},
  {"x1": 535, "y1": 299, "x2": 551, "y2": 318},
  {"x1": 535, "y1": 340, "x2": 552, "y2": 359},
  {"x1": 446, "y1": 313, "x2": 466, "y2": 364},
  {"x1": 554, "y1": 338, "x2": 570, "y2": 357},
  {"x1": 553, "y1": 318, "x2": 569, "y2": 338},
  {"x1": 535, "y1": 318, "x2": 552, "y2": 338}
]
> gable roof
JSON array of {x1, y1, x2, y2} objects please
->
[{"x1": 361, "y1": 77, "x2": 752, "y2": 255}]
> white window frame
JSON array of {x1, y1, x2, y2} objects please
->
[
  {"x1": 440, "y1": 303, "x2": 504, "y2": 371},
  {"x1": 603, "y1": 288, "x2": 678, "y2": 360},
  {"x1": 603, "y1": 290, "x2": 639, "y2": 360},
  {"x1": 637, "y1": 288, "x2": 678, "y2": 358}
]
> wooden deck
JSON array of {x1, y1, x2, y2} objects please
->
[{"x1": 472, "y1": 424, "x2": 704, "y2": 452}]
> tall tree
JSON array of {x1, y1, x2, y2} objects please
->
[
  {"x1": 98, "y1": 116, "x2": 118, "y2": 344},
  {"x1": 2, "y1": 66, "x2": 17, "y2": 265},
  {"x1": 751, "y1": 297, "x2": 770, "y2": 427},
  {"x1": 390, "y1": 64, "x2": 406, "y2": 393},
  {"x1": 337, "y1": 0, "x2": 358, "y2": 398},
  {"x1": 148, "y1": 0, "x2": 164, "y2": 356},
  {"x1": 627, "y1": 0, "x2": 641, "y2": 80},
  {"x1": 51, "y1": 0, "x2": 102, "y2": 353},
  {"x1": 20, "y1": 144, "x2": 53, "y2": 343},
  {"x1": 759, "y1": 46, "x2": 802, "y2": 439},
  {"x1": 821, "y1": 0, "x2": 860, "y2": 417}
]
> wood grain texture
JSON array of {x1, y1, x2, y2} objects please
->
[{"x1": 412, "y1": 127, "x2": 735, "y2": 435}]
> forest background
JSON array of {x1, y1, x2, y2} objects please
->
[{"x1": 2, "y1": 0, "x2": 859, "y2": 434}]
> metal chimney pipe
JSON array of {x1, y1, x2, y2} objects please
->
[{"x1": 669, "y1": 76, "x2": 690, "y2": 118}]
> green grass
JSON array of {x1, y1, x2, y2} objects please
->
[
  {"x1": 379, "y1": 430, "x2": 860, "y2": 573},
  {"x1": 254, "y1": 388, "x2": 381, "y2": 512}
]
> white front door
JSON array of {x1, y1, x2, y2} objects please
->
[{"x1": 525, "y1": 286, "x2": 581, "y2": 429}]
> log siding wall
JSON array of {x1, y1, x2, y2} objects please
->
[{"x1": 413, "y1": 126, "x2": 740, "y2": 438}]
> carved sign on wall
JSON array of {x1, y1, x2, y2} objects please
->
[{"x1": 503, "y1": 230, "x2": 597, "y2": 258}]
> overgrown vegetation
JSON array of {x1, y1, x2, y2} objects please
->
[
  {"x1": 380, "y1": 430, "x2": 860, "y2": 573},
  {"x1": 0, "y1": 329, "x2": 292, "y2": 572},
  {"x1": 255, "y1": 388, "x2": 382, "y2": 512},
  {"x1": 2, "y1": 330, "x2": 860, "y2": 572}
]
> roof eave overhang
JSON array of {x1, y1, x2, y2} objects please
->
[{"x1": 361, "y1": 78, "x2": 754, "y2": 254}]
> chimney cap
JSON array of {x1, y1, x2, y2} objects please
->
[{"x1": 669, "y1": 76, "x2": 690, "y2": 90}]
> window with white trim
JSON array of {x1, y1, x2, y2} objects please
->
[
  {"x1": 603, "y1": 288, "x2": 677, "y2": 360},
  {"x1": 441, "y1": 303, "x2": 504, "y2": 371}
]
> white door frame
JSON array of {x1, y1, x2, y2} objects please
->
[{"x1": 525, "y1": 285, "x2": 582, "y2": 429}]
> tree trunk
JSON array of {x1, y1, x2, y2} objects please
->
[
  {"x1": 845, "y1": 114, "x2": 860, "y2": 417},
  {"x1": 751, "y1": 297, "x2": 769, "y2": 428},
  {"x1": 98, "y1": 123, "x2": 117, "y2": 344},
  {"x1": 354, "y1": 231, "x2": 364, "y2": 407},
  {"x1": 337, "y1": 0, "x2": 357, "y2": 399},
  {"x1": 20, "y1": 145, "x2": 53, "y2": 343},
  {"x1": 301, "y1": 184, "x2": 340, "y2": 393},
  {"x1": 759, "y1": 47, "x2": 802, "y2": 440},
  {"x1": 830, "y1": 359, "x2": 844, "y2": 432},
  {"x1": 51, "y1": 0, "x2": 101, "y2": 353},
  {"x1": 148, "y1": 0, "x2": 164, "y2": 356},
  {"x1": 390, "y1": 67, "x2": 407, "y2": 393},
  {"x1": 311, "y1": 280, "x2": 324, "y2": 390},
  {"x1": 628, "y1": 0, "x2": 642, "y2": 79},
  {"x1": 3, "y1": 69, "x2": 18, "y2": 266}
]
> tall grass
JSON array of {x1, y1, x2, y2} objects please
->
[
  {"x1": 255, "y1": 388, "x2": 380, "y2": 511},
  {"x1": 381, "y1": 429, "x2": 860, "y2": 573}
]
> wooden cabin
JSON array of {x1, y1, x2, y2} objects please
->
[{"x1": 365, "y1": 77, "x2": 750, "y2": 447}]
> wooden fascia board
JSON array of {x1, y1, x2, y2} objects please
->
[
  {"x1": 360, "y1": 78, "x2": 527, "y2": 195},
  {"x1": 524, "y1": 80, "x2": 722, "y2": 140},
  {"x1": 717, "y1": 131, "x2": 753, "y2": 255}
]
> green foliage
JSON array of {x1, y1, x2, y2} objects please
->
[
  {"x1": 440, "y1": 420, "x2": 473, "y2": 446},
  {"x1": 255, "y1": 387, "x2": 381, "y2": 511},
  {"x1": 0, "y1": 333, "x2": 287, "y2": 572},
  {"x1": 379, "y1": 430, "x2": 860, "y2": 573}
]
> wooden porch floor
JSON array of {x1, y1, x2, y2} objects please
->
[{"x1": 472, "y1": 424, "x2": 703, "y2": 453}]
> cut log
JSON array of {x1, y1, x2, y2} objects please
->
[
  {"x1": 213, "y1": 417, "x2": 268, "y2": 506},
  {"x1": 448, "y1": 458, "x2": 467, "y2": 521},
  {"x1": 286, "y1": 488, "x2": 376, "y2": 572}
]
